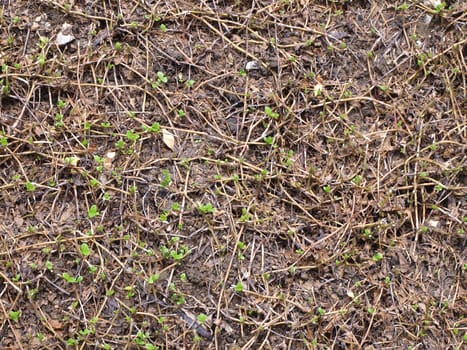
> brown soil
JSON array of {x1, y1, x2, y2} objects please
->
[{"x1": 0, "y1": 0, "x2": 466, "y2": 349}]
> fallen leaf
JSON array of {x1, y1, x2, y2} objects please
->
[
  {"x1": 48, "y1": 319, "x2": 63, "y2": 330},
  {"x1": 162, "y1": 128, "x2": 176, "y2": 151}
]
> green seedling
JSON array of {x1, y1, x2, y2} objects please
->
[
  {"x1": 239, "y1": 208, "x2": 251, "y2": 222},
  {"x1": 126, "y1": 129, "x2": 139, "y2": 141},
  {"x1": 115, "y1": 140, "x2": 125, "y2": 149},
  {"x1": 124, "y1": 285, "x2": 135, "y2": 298},
  {"x1": 198, "y1": 203, "x2": 215, "y2": 214},
  {"x1": 9, "y1": 310, "x2": 20, "y2": 322},
  {"x1": 372, "y1": 252, "x2": 383, "y2": 262},
  {"x1": 160, "y1": 169, "x2": 171, "y2": 188},
  {"x1": 62, "y1": 272, "x2": 83, "y2": 284},
  {"x1": 88, "y1": 204, "x2": 99, "y2": 218},
  {"x1": 398, "y1": 2, "x2": 408, "y2": 10},
  {"x1": 146, "y1": 273, "x2": 160, "y2": 284},
  {"x1": 264, "y1": 106, "x2": 279, "y2": 120},
  {"x1": 434, "y1": 1, "x2": 446, "y2": 13},
  {"x1": 80, "y1": 243, "x2": 91, "y2": 256},
  {"x1": 197, "y1": 313, "x2": 208, "y2": 325},
  {"x1": 171, "y1": 293, "x2": 186, "y2": 305},
  {"x1": 38, "y1": 36, "x2": 49, "y2": 49},
  {"x1": 179, "y1": 273, "x2": 186, "y2": 282},
  {"x1": 264, "y1": 136, "x2": 274, "y2": 145},
  {"x1": 157, "y1": 71, "x2": 168, "y2": 83},
  {"x1": 25, "y1": 181, "x2": 36, "y2": 192},
  {"x1": 351, "y1": 175, "x2": 362, "y2": 185},
  {"x1": 66, "y1": 338, "x2": 78, "y2": 346},
  {"x1": 363, "y1": 228, "x2": 372, "y2": 238},
  {"x1": 234, "y1": 282, "x2": 244, "y2": 292},
  {"x1": 57, "y1": 99, "x2": 66, "y2": 109}
]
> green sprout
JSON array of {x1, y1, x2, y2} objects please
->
[
  {"x1": 197, "y1": 313, "x2": 208, "y2": 325},
  {"x1": 157, "y1": 71, "x2": 168, "y2": 83},
  {"x1": 25, "y1": 181, "x2": 36, "y2": 192},
  {"x1": 87, "y1": 204, "x2": 99, "y2": 219},
  {"x1": 239, "y1": 208, "x2": 252, "y2": 222},
  {"x1": 126, "y1": 129, "x2": 140, "y2": 141},
  {"x1": 62, "y1": 272, "x2": 83, "y2": 284},
  {"x1": 234, "y1": 282, "x2": 244, "y2": 292},
  {"x1": 146, "y1": 273, "x2": 160, "y2": 284},
  {"x1": 160, "y1": 169, "x2": 171, "y2": 188},
  {"x1": 9, "y1": 310, "x2": 20, "y2": 322},
  {"x1": 57, "y1": 99, "x2": 66, "y2": 109},
  {"x1": 198, "y1": 203, "x2": 215, "y2": 214},
  {"x1": 80, "y1": 243, "x2": 91, "y2": 256},
  {"x1": 264, "y1": 106, "x2": 279, "y2": 120},
  {"x1": 0, "y1": 136, "x2": 7, "y2": 147},
  {"x1": 372, "y1": 252, "x2": 383, "y2": 262},
  {"x1": 264, "y1": 136, "x2": 274, "y2": 145}
]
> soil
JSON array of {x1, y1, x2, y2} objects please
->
[{"x1": 0, "y1": 0, "x2": 466, "y2": 349}]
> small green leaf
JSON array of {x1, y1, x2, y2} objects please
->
[
  {"x1": 146, "y1": 273, "x2": 160, "y2": 284},
  {"x1": 157, "y1": 71, "x2": 168, "y2": 83},
  {"x1": 234, "y1": 282, "x2": 244, "y2": 292},
  {"x1": 372, "y1": 252, "x2": 383, "y2": 262},
  {"x1": 197, "y1": 313, "x2": 208, "y2": 324},
  {"x1": 126, "y1": 129, "x2": 140, "y2": 141},
  {"x1": 9, "y1": 310, "x2": 20, "y2": 322},
  {"x1": 264, "y1": 106, "x2": 279, "y2": 120},
  {"x1": 25, "y1": 181, "x2": 36, "y2": 192},
  {"x1": 198, "y1": 203, "x2": 215, "y2": 214},
  {"x1": 88, "y1": 204, "x2": 99, "y2": 218},
  {"x1": 80, "y1": 243, "x2": 91, "y2": 256},
  {"x1": 0, "y1": 136, "x2": 8, "y2": 147},
  {"x1": 263, "y1": 136, "x2": 274, "y2": 145}
]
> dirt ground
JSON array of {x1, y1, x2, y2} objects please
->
[{"x1": 0, "y1": 0, "x2": 466, "y2": 349}]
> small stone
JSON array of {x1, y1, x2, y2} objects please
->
[
  {"x1": 56, "y1": 23, "x2": 75, "y2": 46},
  {"x1": 245, "y1": 60, "x2": 260, "y2": 71}
]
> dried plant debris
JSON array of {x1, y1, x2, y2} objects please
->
[{"x1": 0, "y1": 0, "x2": 465, "y2": 349}]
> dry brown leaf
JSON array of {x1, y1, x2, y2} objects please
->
[
  {"x1": 162, "y1": 128, "x2": 176, "y2": 151},
  {"x1": 48, "y1": 319, "x2": 63, "y2": 330}
]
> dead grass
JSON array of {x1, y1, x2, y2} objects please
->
[{"x1": 0, "y1": 0, "x2": 466, "y2": 349}]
